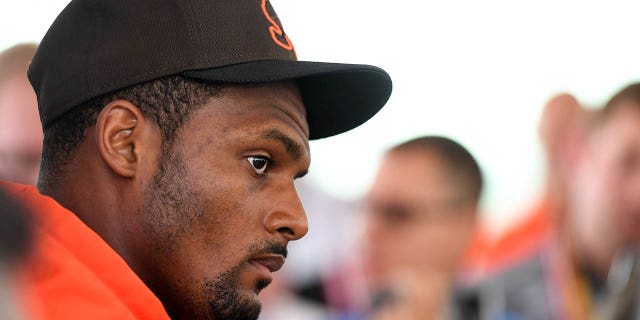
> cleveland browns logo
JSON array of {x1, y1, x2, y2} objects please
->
[{"x1": 261, "y1": 0, "x2": 295, "y2": 52}]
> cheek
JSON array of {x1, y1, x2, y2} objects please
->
[
  {"x1": 615, "y1": 175, "x2": 640, "y2": 238},
  {"x1": 186, "y1": 181, "x2": 255, "y2": 261},
  {"x1": 152, "y1": 160, "x2": 255, "y2": 277},
  {"x1": 363, "y1": 228, "x2": 403, "y2": 275},
  {"x1": 185, "y1": 154, "x2": 257, "y2": 231},
  {"x1": 586, "y1": 157, "x2": 622, "y2": 206},
  {"x1": 619, "y1": 167, "x2": 640, "y2": 206},
  {"x1": 407, "y1": 225, "x2": 462, "y2": 268},
  {"x1": 371, "y1": 226, "x2": 444, "y2": 271},
  {"x1": 601, "y1": 166, "x2": 637, "y2": 212}
]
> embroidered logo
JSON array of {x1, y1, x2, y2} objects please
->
[{"x1": 261, "y1": 0, "x2": 295, "y2": 52}]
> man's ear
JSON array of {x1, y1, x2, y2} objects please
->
[{"x1": 95, "y1": 100, "x2": 151, "y2": 178}]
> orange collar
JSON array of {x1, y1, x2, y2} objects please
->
[{"x1": 3, "y1": 182, "x2": 169, "y2": 320}]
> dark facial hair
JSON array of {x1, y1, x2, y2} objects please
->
[
  {"x1": 145, "y1": 146, "x2": 288, "y2": 319},
  {"x1": 204, "y1": 240, "x2": 287, "y2": 320}
]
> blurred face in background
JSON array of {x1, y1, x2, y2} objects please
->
[
  {"x1": 577, "y1": 102, "x2": 640, "y2": 247},
  {"x1": 0, "y1": 73, "x2": 42, "y2": 185},
  {"x1": 362, "y1": 149, "x2": 477, "y2": 292}
]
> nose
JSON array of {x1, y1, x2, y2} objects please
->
[{"x1": 263, "y1": 182, "x2": 309, "y2": 241}]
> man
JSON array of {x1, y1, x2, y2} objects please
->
[
  {"x1": 5, "y1": 1, "x2": 392, "y2": 319},
  {"x1": 0, "y1": 43, "x2": 42, "y2": 185},
  {"x1": 480, "y1": 93, "x2": 591, "y2": 271},
  {"x1": 483, "y1": 84, "x2": 640, "y2": 320},
  {"x1": 569, "y1": 83, "x2": 640, "y2": 319},
  {"x1": 361, "y1": 136, "x2": 483, "y2": 319}
]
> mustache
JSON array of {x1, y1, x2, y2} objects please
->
[{"x1": 247, "y1": 240, "x2": 288, "y2": 259}]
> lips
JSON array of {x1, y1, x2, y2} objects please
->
[{"x1": 250, "y1": 254, "x2": 285, "y2": 273}]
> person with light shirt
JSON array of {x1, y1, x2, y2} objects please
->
[{"x1": 361, "y1": 136, "x2": 483, "y2": 320}]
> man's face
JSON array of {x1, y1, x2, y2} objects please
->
[
  {"x1": 0, "y1": 74, "x2": 43, "y2": 185},
  {"x1": 362, "y1": 150, "x2": 476, "y2": 291},
  {"x1": 582, "y1": 103, "x2": 640, "y2": 245},
  {"x1": 130, "y1": 82, "x2": 310, "y2": 319}
]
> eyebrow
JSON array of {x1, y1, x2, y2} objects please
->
[{"x1": 261, "y1": 128, "x2": 309, "y2": 178}]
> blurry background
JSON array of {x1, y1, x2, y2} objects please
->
[
  {"x1": 2, "y1": 0, "x2": 640, "y2": 240},
  {"x1": 4, "y1": 1, "x2": 640, "y2": 318}
]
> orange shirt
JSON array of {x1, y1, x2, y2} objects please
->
[
  {"x1": 460, "y1": 199, "x2": 553, "y2": 279},
  {"x1": 2, "y1": 182, "x2": 170, "y2": 320},
  {"x1": 485, "y1": 198, "x2": 552, "y2": 271}
]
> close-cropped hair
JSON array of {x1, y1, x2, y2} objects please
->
[
  {"x1": 39, "y1": 75, "x2": 222, "y2": 186},
  {"x1": 602, "y1": 83, "x2": 640, "y2": 119},
  {"x1": 586, "y1": 83, "x2": 640, "y2": 134},
  {"x1": 390, "y1": 136, "x2": 483, "y2": 204}
]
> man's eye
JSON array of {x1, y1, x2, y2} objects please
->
[{"x1": 247, "y1": 156, "x2": 270, "y2": 175}]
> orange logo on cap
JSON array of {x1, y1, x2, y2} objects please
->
[{"x1": 261, "y1": 0, "x2": 295, "y2": 52}]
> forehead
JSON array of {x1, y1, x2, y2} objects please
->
[
  {"x1": 180, "y1": 81, "x2": 309, "y2": 147},
  {"x1": 228, "y1": 82, "x2": 306, "y2": 132},
  {"x1": 368, "y1": 150, "x2": 453, "y2": 202}
]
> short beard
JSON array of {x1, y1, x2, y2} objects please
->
[
  {"x1": 144, "y1": 144, "x2": 287, "y2": 319},
  {"x1": 205, "y1": 262, "x2": 262, "y2": 320},
  {"x1": 144, "y1": 141, "x2": 202, "y2": 252},
  {"x1": 204, "y1": 241, "x2": 287, "y2": 320}
]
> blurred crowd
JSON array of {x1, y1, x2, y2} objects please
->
[
  {"x1": 2, "y1": 40, "x2": 639, "y2": 320},
  {"x1": 259, "y1": 80, "x2": 640, "y2": 320}
]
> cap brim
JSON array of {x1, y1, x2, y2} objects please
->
[{"x1": 182, "y1": 60, "x2": 392, "y2": 140}]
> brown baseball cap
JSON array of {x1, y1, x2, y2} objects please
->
[{"x1": 28, "y1": 0, "x2": 392, "y2": 140}]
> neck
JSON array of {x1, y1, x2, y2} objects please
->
[
  {"x1": 419, "y1": 274, "x2": 455, "y2": 320},
  {"x1": 38, "y1": 162, "x2": 130, "y2": 261}
]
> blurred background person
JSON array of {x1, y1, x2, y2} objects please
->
[
  {"x1": 569, "y1": 83, "x2": 640, "y2": 319},
  {"x1": 482, "y1": 84, "x2": 640, "y2": 320},
  {"x1": 480, "y1": 93, "x2": 591, "y2": 273},
  {"x1": 0, "y1": 43, "x2": 41, "y2": 185},
  {"x1": 360, "y1": 136, "x2": 483, "y2": 320}
]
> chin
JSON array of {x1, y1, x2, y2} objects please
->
[
  {"x1": 206, "y1": 292, "x2": 262, "y2": 320},
  {"x1": 202, "y1": 268, "x2": 264, "y2": 320}
]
